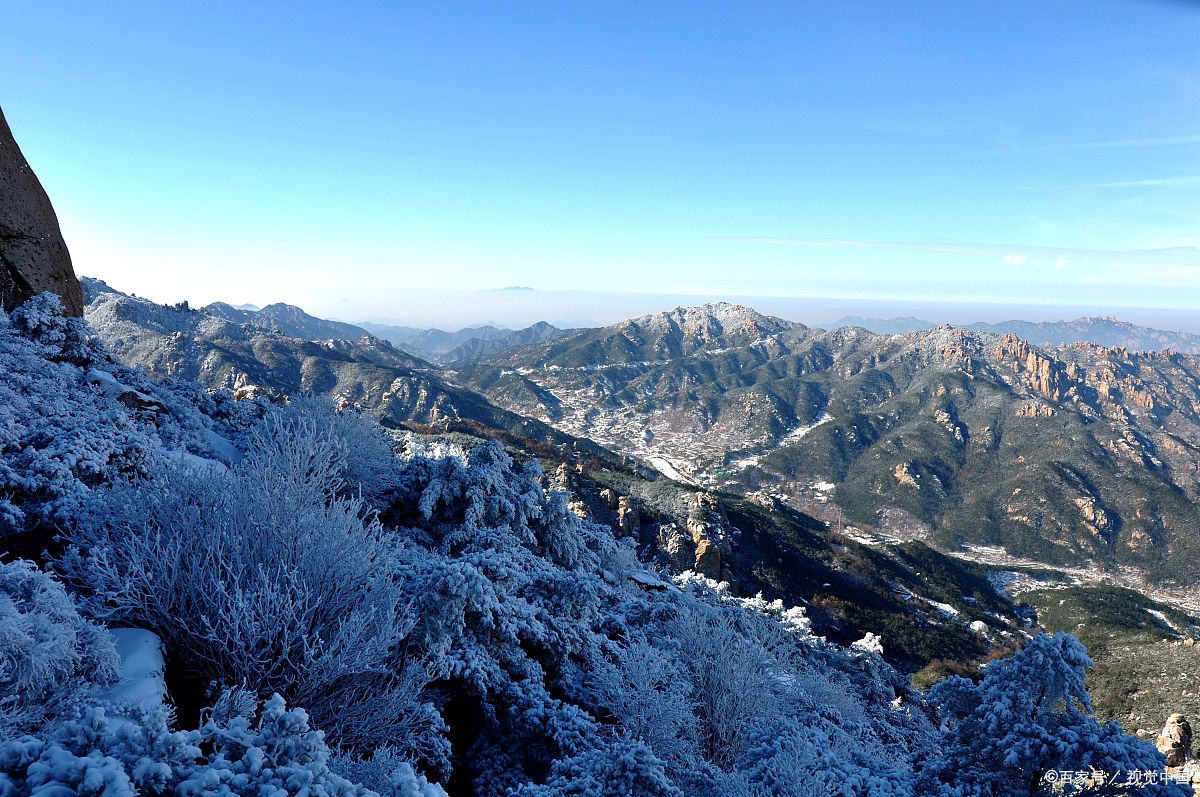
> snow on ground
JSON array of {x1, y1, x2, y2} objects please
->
[
  {"x1": 784, "y1": 413, "x2": 833, "y2": 441},
  {"x1": 1145, "y1": 608, "x2": 1183, "y2": 637},
  {"x1": 928, "y1": 600, "x2": 960, "y2": 619},
  {"x1": 102, "y1": 628, "x2": 167, "y2": 712},
  {"x1": 161, "y1": 448, "x2": 228, "y2": 473},
  {"x1": 648, "y1": 456, "x2": 700, "y2": 486},
  {"x1": 838, "y1": 526, "x2": 888, "y2": 547},
  {"x1": 202, "y1": 427, "x2": 242, "y2": 464}
]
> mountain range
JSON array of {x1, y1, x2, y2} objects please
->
[
  {"x1": 832, "y1": 314, "x2": 1200, "y2": 354},
  {"x1": 459, "y1": 303, "x2": 1200, "y2": 590},
  {"x1": 83, "y1": 283, "x2": 1200, "y2": 596},
  {"x1": 61, "y1": 276, "x2": 1200, "y2": 732}
]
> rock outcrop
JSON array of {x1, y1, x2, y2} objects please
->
[
  {"x1": 1157, "y1": 713, "x2": 1193, "y2": 768},
  {"x1": 0, "y1": 106, "x2": 84, "y2": 315}
]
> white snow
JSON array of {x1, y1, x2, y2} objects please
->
[
  {"x1": 648, "y1": 455, "x2": 700, "y2": 486},
  {"x1": 161, "y1": 448, "x2": 228, "y2": 473},
  {"x1": 102, "y1": 628, "x2": 167, "y2": 712},
  {"x1": 785, "y1": 413, "x2": 833, "y2": 441},
  {"x1": 629, "y1": 571, "x2": 677, "y2": 591},
  {"x1": 86, "y1": 367, "x2": 156, "y2": 405},
  {"x1": 929, "y1": 601, "x2": 960, "y2": 618},
  {"x1": 202, "y1": 427, "x2": 242, "y2": 464},
  {"x1": 1146, "y1": 608, "x2": 1183, "y2": 636}
]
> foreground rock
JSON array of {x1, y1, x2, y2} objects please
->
[
  {"x1": 1159, "y1": 713, "x2": 1195, "y2": 767},
  {"x1": 0, "y1": 105, "x2": 84, "y2": 315}
]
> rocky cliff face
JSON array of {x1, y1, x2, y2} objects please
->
[{"x1": 0, "y1": 107, "x2": 83, "y2": 315}]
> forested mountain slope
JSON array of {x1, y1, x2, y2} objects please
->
[{"x1": 458, "y1": 304, "x2": 1200, "y2": 585}]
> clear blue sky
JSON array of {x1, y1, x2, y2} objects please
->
[{"x1": 3, "y1": 1, "x2": 1199, "y2": 322}]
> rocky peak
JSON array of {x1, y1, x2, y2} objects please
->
[
  {"x1": 623, "y1": 302, "x2": 796, "y2": 344},
  {"x1": 0, "y1": 106, "x2": 84, "y2": 315}
]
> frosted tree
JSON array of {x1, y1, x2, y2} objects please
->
[
  {"x1": 385, "y1": 441, "x2": 628, "y2": 792},
  {"x1": 919, "y1": 632, "x2": 1188, "y2": 796},
  {"x1": 579, "y1": 637, "x2": 698, "y2": 773}
]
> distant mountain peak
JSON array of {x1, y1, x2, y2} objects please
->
[{"x1": 624, "y1": 302, "x2": 798, "y2": 340}]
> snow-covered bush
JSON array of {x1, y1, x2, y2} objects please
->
[
  {"x1": 285, "y1": 395, "x2": 403, "y2": 505},
  {"x1": 385, "y1": 441, "x2": 630, "y2": 790},
  {"x1": 511, "y1": 740, "x2": 681, "y2": 797},
  {"x1": 0, "y1": 693, "x2": 447, "y2": 797},
  {"x1": 0, "y1": 294, "x2": 252, "y2": 537},
  {"x1": 919, "y1": 631, "x2": 1187, "y2": 796},
  {"x1": 0, "y1": 560, "x2": 119, "y2": 738},
  {"x1": 8, "y1": 293, "x2": 105, "y2": 367},
  {"x1": 580, "y1": 638, "x2": 697, "y2": 773},
  {"x1": 59, "y1": 405, "x2": 444, "y2": 766},
  {"x1": 726, "y1": 717, "x2": 915, "y2": 797}
]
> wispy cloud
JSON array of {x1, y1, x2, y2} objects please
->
[
  {"x1": 709, "y1": 236, "x2": 1200, "y2": 267},
  {"x1": 1095, "y1": 174, "x2": 1200, "y2": 188},
  {"x1": 997, "y1": 135, "x2": 1200, "y2": 154}
]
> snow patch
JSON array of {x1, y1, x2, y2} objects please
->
[
  {"x1": 785, "y1": 412, "x2": 833, "y2": 441},
  {"x1": 161, "y1": 448, "x2": 228, "y2": 473},
  {"x1": 1145, "y1": 608, "x2": 1183, "y2": 636},
  {"x1": 102, "y1": 628, "x2": 167, "y2": 712},
  {"x1": 928, "y1": 600, "x2": 960, "y2": 619},
  {"x1": 648, "y1": 455, "x2": 700, "y2": 486}
]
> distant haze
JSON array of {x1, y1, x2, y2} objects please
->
[{"x1": 318, "y1": 287, "x2": 1200, "y2": 335}]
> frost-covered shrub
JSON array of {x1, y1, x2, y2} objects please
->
[
  {"x1": 0, "y1": 295, "x2": 250, "y2": 537},
  {"x1": 0, "y1": 560, "x2": 119, "y2": 738},
  {"x1": 8, "y1": 293, "x2": 105, "y2": 367},
  {"x1": 511, "y1": 740, "x2": 681, "y2": 797},
  {"x1": 579, "y1": 638, "x2": 697, "y2": 772},
  {"x1": 729, "y1": 719, "x2": 914, "y2": 797},
  {"x1": 0, "y1": 694, "x2": 446, "y2": 797},
  {"x1": 919, "y1": 632, "x2": 1187, "y2": 796},
  {"x1": 670, "y1": 608, "x2": 785, "y2": 770},
  {"x1": 331, "y1": 748, "x2": 446, "y2": 797},
  {"x1": 381, "y1": 440, "x2": 666, "y2": 791},
  {"x1": 59, "y1": 406, "x2": 445, "y2": 766}
]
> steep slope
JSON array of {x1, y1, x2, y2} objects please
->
[
  {"x1": 460, "y1": 311, "x2": 1200, "y2": 586},
  {"x1": 541, "y1": 448, "x2": 1025, "y2": 668}
]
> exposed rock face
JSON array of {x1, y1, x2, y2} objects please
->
[
  {"x1": 617, "y1": 495, "x2": 640, "y2": 536},
  {"x1": 993, "y1": 335, "x2": 1064, "y2": 401},
  {"x1": 0, "y1": 106, "x2": 83, "y2": 315},
  {"x1": 1158, "y1": 713, "x2": 1193, "y2": 767}
]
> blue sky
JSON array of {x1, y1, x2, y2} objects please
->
[{"x1": 3, "y1": 1, "x2": 1199, "y2": 324}]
